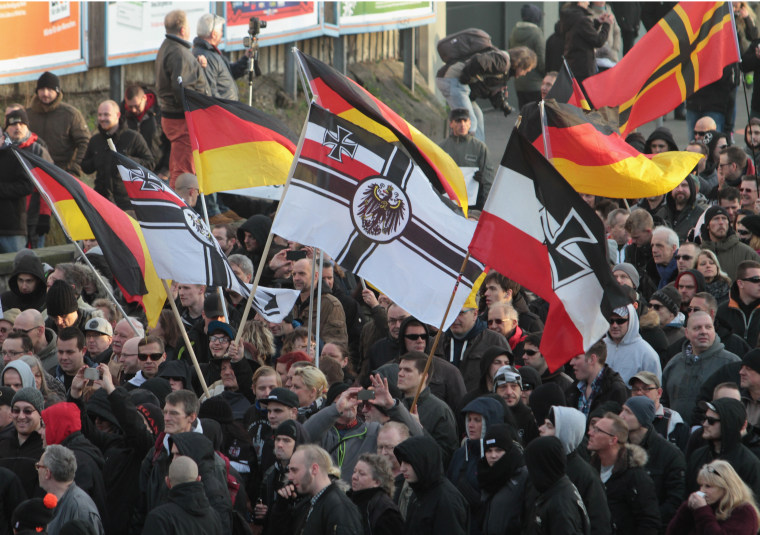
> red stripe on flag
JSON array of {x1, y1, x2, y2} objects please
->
[{"x1": 301, "y1": 138, "x2": 382, "y2": 183}]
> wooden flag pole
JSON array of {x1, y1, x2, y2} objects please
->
[
  {"x1": 305, "y1": 251, "x2": 317, "y2": 359},
  {"x1": 314, "y1": 249, "x2": 325, "y2": 366},
  {"x1": 162, "y1": 279, "x2": 211, "y2": 399},
  {"x1": 410, "y1": 253, "x2": 471, "y2": 413}
]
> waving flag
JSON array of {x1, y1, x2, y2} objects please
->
[
  {"x1": 294, "y1": 50, "x2": 469, "y2": 215},
  {"x1": 583, "y1": 2, "x2": 739, "y2": 135},
  {"x1": 112, "y1": 152, "x2": 249, "y2": 296},
  {"x1": 272, "y1": 104, "x2": 482, "y2": 330},
  {"x1": 546, "y1": 59, "x2": 590, "y2": 110},
  {"x1": 183, "y1": 88, "x2": 297, "y2": 195},
  {"x1": 469, "y1": 129, "x2": 628, "y2": 371},
  {"x1": 251, "y1": 286, "x2": 300, "y2": 323},
  {"x1": 12, "y1": 147, "x2": 166, "y2": 326}
]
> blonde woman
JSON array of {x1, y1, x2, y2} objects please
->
[
  {"x1": 667, "y1": 459, "x2": 760, "y2": 534},
  {"x1": 19, "y1": 354, "x2": 66, "y2": 402},
  {"x1": 239, "y1": 320, "x2": 276, "y2": 366},
  {"x1": 695, "y1": 250, "x2": 731, "y2": 304},
  {"x1": 290, "y1": 365, "x2": 327, "y2": 420}
]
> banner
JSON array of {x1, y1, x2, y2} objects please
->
[
  {"x1": 337, "y1": 1, "x2": 434, "y2": 30},
  {"x1": 224, "y1": 2, "x2": 319, "y2": 44}
]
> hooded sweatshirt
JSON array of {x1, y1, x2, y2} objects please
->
[
  {"x1": 605, "y1": 303, "x2": 662, "y2": 384},
  {"x1": 664, "y1": 175, "x2": 706, "y2": 242},
  {"x1": 0, "y1": 254, "x2": 47, "y2": 311},
  {"x1": 2, "y1": 360, "x2": 36, "y2": 390}
]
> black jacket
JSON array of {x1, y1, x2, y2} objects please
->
[
  {"x1": 0, "y1": 146, "x2": 35, "y2": 237},
  {"x1": 0, "y1": 467, "x2": 26, "y2": 535},
  {"x1": 60, "y1": 431, "x2": 109, "y2": 527},
  {"x1": 122, "y1": 87, "x2": 171, "y2": 176},
  {"x1": 565, "y1": 366, "x2": 629, "y2": 417},
  {"x1": 142, "y1": 480, "x2": 223, "y2": 535},
  {"x1": 82, "y1": 121, "x2": 154, "y2": 210},
  {"x1": 509, "y1": 401, "x2": 540, "y2": 445},
  {"x1": 663, "y1": 175, "x2": 705, "y2": 243},
  {"x1": 566, "y1": 451, "x2": 611, "y2": 535},
  {"x1": 301, "y1": 482, "x2": 363, "y2": 535},
  {"x1": 716, "y1": 283, "x2": 760, "y2": 349},
  {"x1": 0, "y1": 253, "x2": 47, "y2": 311},
  {"x1": 348, "y1": 486, "x2": 403, "y2": 535},
  {"x1": 638, "y1": 427, "x2": 686, "y2": 531},
  {"x1": 401, "y1": 387, "x2": 459, "y2": 466},
  {"x1": 477, "y1": 443, "x2": 528, "y2": 535},
  {"x1": 155, "y1": 34, "x2": 209, "y2": 117},
  {"x1": 560, "y1": 3, "x2": 610, "y2": 81},
  {"x1": 394, "y1": 435, "x2": 469, "y2": 535}
]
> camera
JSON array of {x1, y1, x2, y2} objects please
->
[
  {"x1": 242, "y1": 16, "x2": 267, "y2": 48},
  {"x1": 489, "y1": 87, "x2": 513, "y2": 117},
  {"x1": 84, "y1": 368, "x2": 101, "y2": 381}
]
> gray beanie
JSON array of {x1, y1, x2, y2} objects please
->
[
  {"x1": 613, "y1": 263, "x2": 640, "y2": 289},
  {"x1": 625, "y1": 396, "x2": 655, "y2": 427},
  {"x1": 12, "y1": 387, "x2": 44, "y2": 414}
]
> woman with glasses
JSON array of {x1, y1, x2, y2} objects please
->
[
  {"x1": 667, "y1": 459, "x2": 760, "y2": 534},
  {"x1": 696, "y1": 250, "x2": 731, "y2": 303}
]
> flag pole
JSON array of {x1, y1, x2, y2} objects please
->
[
  {"x1": 314, "y1": 249, "x2": 325, "y2": 366},
  {"x1": 12, "y1": 147, "x2": 140, "y2": 336},
  {"x1": 410, "y1": 252, "x2": 471, "y2": 413},
  {"x1": 293, "y1": 47, "x2": 314, "y2": 104},
  {"x1": 197, "y1": 195, "x2": 231, "y2": 324},
  {"x1": 305, "y1": 251, "x2": 317, "y2": 357},
  {"x1": 161, "y1": 279, "x2": 211, "y2": 399}
]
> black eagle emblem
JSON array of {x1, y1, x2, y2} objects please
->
[{"x1": 355, "y1": 183, "x2": 406, "y2": 236}]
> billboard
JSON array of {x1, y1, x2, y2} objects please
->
[
  {"x1": 225, "y1": 2, "x2": 320, "y2": 46},
  {"x1": 336, "y1": 1, "x2": 434, "y2": 32},
  {"x1": 0, "y1": 1, "x2": 86, "y2": 82}
]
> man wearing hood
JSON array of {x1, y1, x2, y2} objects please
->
[
  {"x1": 523, "y1": 435, "x2": 591, "y2": 534},
  {"x1": 567, "y1": 339, "x2": 628, "y2": 418},
  {"x1": 81, "y1": 100, "x2": 154, "y2": 210},
  {"x1": 662, "y1": 311, "x2": 741, "y2": 426},
  {"x1": 237, "y1": 214, "x2": 272, "y2": 274},
  {"x1": 605, "y1": 303, "x2": 661, "y2": 385},
  {"x1": 619, "y1": 397, "x2": 685, "y2": 530},
  {"x1": 493, "y1": 365, "x2": 539, "y2": 444},
  {"x1": 26, "y1": 71, "x2": 90, "y2": 177},
  {"x1": 587, "y1": 413, "x2": 661, "y2": 534},
  {"x1": 441, "y1": 306, "x2": 509, "y2": 392},
  {"x1": 664, "y1": 176, "x2": 706, "y2": 242},
  {"x1": 645, "y1": 126, "x2": 679, "y2": 155},
  {"x1": 686, "y1": 398, "x2": 760, "y2": 498},
  {"x1": 122, "y1": 85, "x2": 170, "y2": 178},
  {"x1": 675, "y1": 270, "x2": 705, "y2": 315},
  {"x1": 700, "y1": 207, "x2": 760, "y2": 281},
  {"x1": 716, "y1": 260, "x2": 760, "y2": 347},
  {"x1": 539, "y1": 406, "x2": 611, "y2": 535},
  {"x1": 395, "y1": 435, "x2": 469, "y2": 534}
]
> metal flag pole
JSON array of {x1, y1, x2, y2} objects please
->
[
  {"x1": 305, "y1": 251, "x2": 317, "y2": 359},
  {"x1": 314, "y1": 249, "x2": 325, "y2": 365}
]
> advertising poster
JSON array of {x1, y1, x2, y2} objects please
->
[
  {"x1": 106, "y1": 1, "x2": 210, "y2": 65},
  {"x1": 0, "y1": 1, "x2": 84, "y2": 81},
  {"x1": 225, "y1": 2, "x2": 319, "y2": 44},
  {"x1": 337, "y1": 1, "x2": 434, "y2": 29}
]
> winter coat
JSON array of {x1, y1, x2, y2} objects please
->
[
  {"x1": 441, "y1": 319, "x2": 510, "y2": 392},
  {"x1": 81, "y1": 121, "x2": 154, "y2": 210},
  {"x1": 666, "y1": 501, "x2": 759, "y2": 535},
  {"x1": 686, "y1": 63, "x2": 740, "y2": 117},
  {"x1": 662, "y1": 336, "x2": 741, "y2": 426},
  {"x1": 700, "y1": 233, "x2": 760, "y2": 282},
  {"x1": 565, "y1": 366, "x2": 629, "y2": 417},
  {"x1": 0, "y1": 467, "x2": 25, "y2": 535},
  {"x1": 122, "y1": 87, "x2": 170, "y2": 176},
  {"x1": 591, "y1": 444, "x2": 661, "y2": 535},
  {"x1": 294, "y1": 292, "x2": 348, "y2": 347},
  {"x1": 141, "y1": 480, "x2": 223, "y2": 535},
  {"x1": 0, "y1": 430, "x2": 43, "y2": 461},
  {"x1": 155, "y1": 34, "x2": 209, "y2": 118},
  {"x1": 401, "y1": 387, "x2": 459, "y2": 466},
  {"x1": 509, "y1": 21, "x2": 546, "y2": 92},
  {"x1": 46, "y1": 483, "x2": 104, "y2": 535},
  {"x1": 605, "y1": 304, "x2": 662, "y2": 385},
  {"x1": 348, "y1": 486, "x2": 403, "y2": 535},
  {"x1": 296, "y1": 482, "x2": 362, "y2": 535},
  {"x1": 638, "y1": 427, "x2": 686, "y2": 530},
  {"x1": 26, "y1": 92, "x2": 90, "y2": 175},
  {"x1": 477, "y1": 455, "x2": 528, "y2": 535},
  {"x1": 439, "y1": 134, "x2": 494, "y2": 209},
  {"x1": 716, "y1": 282, "x2": 760, "y2": 348},
  {"x1": 560, "y1": 3, "x2": 610, "y2": 81},
  {"x1": 0, "y1": 254, "x2": 47, "y2": 311},
  {"x1": 509, "y1": 400, "x2": 540, "y2": 445},
  {"x1": 0, "y1": 147, "x2": 35, "y2": 237},
  {"x1": 394, "y1": 435, "x2": 470, "y2": 535},
  {"x1": 663, "y1": 175, "x2": 706, "y2": 243},
  {"x1": 192, "y1": 37, "x2": 247, "y2": 101}
]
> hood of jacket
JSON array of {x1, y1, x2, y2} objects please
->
[
  {"x1": 8, "y1": 254, "x2": 46, "y2": 302},
  {"x1": 552, "y1": 406, "x2": 587, "y2": 455},
  {"x1": 675, "y1": 269, "x2": 706, "y2": 294},
  {"x1": 461, "y1": 396, "x2": 505, "y2": 459},
  {"x1": 2, "y1": 361, "x2": 36, "y2": 390},
  {"x1": 609, "y1": 303, "x2": 642, "y2": 347},
  {"x1": 398, "y1": 317, "x2": 431, "y2": 353},
  {"x1": 159, "y1": 360, "x2": 193, "y2": 390},
  {"x1": 710, "y1": 397, "x2": 747, "y2": 453},
  {"x1": 525, "y1": 436, "x2": 566, "y2": 493},
  {"x1": 85, "y1": 388, "x2": 121, "y2": 432},
  {"x1": 478, "y1": 345, "x2": 513, "y2": 391},
  {"x1": 646, "y1": 126, "x2": 679, "y2": 153},
  {"x1": 394, "y1": 435, "x2": 443, "y2": 492},
  {"x1": 237, "y1": 215, "x2": 272, "y2": 252},
  {"x1": 63, "y1": 431, "x2": 105, "y2": 470},
  {"x1": 168, "y1": 480, "x2": 213, "y2": 515},
  {"x1": 170, "y1": 431, "x2": 217, "y2": 472},
  {"x1": 41, "y1": 402, "x2": 82, "y2": 445},
  {"x1": 665, "y1": 174, "x2": 698, "y2": 213},
  {"x1": 560, "y1": 3, "x2": 593, "y2": 30}
]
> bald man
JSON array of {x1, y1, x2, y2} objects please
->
[
  {"x1": 175, "y1": 173, "x2": 200, "y2": 210},
  {"x1": 13, "y1": 309, "x2": 58, "y2": 373},
  {"x1": 82, "y1": 99, "x2": 154, "y2": 211},
  {"x1": 117, "y1": 337, "x2": 142, "y2": 386}
]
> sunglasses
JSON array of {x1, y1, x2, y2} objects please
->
[
  {"x1": 693, "y1": 130, "x2": 708, "y2": 137},
  {"x1": 706, "y1": 465, "x2": 723, "y2": 477},
  {"x1": 404, "y1": 333, "x2": 428, "y2": 341},
  {"x1": 609, "y1": 317, "x2": 629, "y2": 325},
  {"x1": 738, "y1": 230, "x2": 752, "y2": 236},
  {"x1": 675, "y1": 254, "x2": 693, "y2": 261},
  {"x1": 686, "y1": 306, "x2": 703, "y2": 314},
  {"x1": 138, "y1": 352, "x2": 163, "y2": 362},
  {"x1": 704, "y1": 416, "x2": 721, "y2": 425},
  {"x1": 11, "y1": 407, "x2": 36, "y2": 416},
  {"x1": 648, "y1": 303, "x2": 663, "y2": 311},
  {"x1": 523, "y1": 349, "x2": 539, "y2": 356},
  {"x1": 741, "y1": 277, "x2": 760, "y2": 284},
  {"x1": 487, "y1": 319, "x2": 504, "y2": 325}
]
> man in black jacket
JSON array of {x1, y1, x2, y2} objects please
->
[
  {"x1": 142, "y1": 455, "x2": 222, "y2": 535},
  {"x1": 394, "y1": 435, "x2": 469, "y2": 534},
  {"x1": 122, "y1": 85, "x2": 170, "y2": 179},
  {"x1": 566, "y1": 339, "x2": 629, "y2": 418}
]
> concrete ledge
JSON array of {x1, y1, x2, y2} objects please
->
[{"x1": 0, "y1": 244, "x2": 77, "y2": 294}]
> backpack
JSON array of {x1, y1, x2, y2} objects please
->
[{"x1": 437, "y1": 28, "x2": 493, "y2": 64}]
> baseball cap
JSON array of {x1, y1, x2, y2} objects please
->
[
  {"x1": 261, "y1": 387, "x2": 299, "y2": 409},
  {"x1": 84, "y1": 317, "x2": 113, "y2": 337},
  {"x1": 493, "y1": 365, "x2": 523, "y2": 391}
]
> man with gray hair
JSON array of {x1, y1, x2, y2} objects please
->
[
  {"x1": 174, "y1": 173, "x2": 200, "y2": 211},
  {"x1": 39, "y1": 444, "x2": 103, "y2": 535},
  {"x1": 192, "y1": 13, "x2": 249, "y2": 101},
  {"x1": 141, "y1": 456, "x2": 222, "y2": 535},
  {"x1": 649, "y1": 225, "x2": 680, "y2": 290}
]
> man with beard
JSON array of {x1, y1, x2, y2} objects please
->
[
  {"x1": 664, "y1": 176, "x2": 706, "y2": 242},
  {"x1": 700, "y1": 206, "x2": 760, "y2": 281},
  {"x1": 492, "y1": 364, "x2": 539, "y2": 444}
]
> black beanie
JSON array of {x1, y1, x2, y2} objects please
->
[
  {"x1": 199, "y1": 396, "x2": 234, "y2": 425},
  {"x1": 325, "y1": 382, "x2": 350, "y2": 406},
  {"x1": 525, "y1": 436, "x2": 566, "y2": 493},
  {"x1": 650, "y1": 285, "x2": 681, "y2": 316},
  {"x1": 46, "y1": 280, "x2": 78, "y2": 316},
  {"x1": 13, "y1": 495, "x2": 57, "y2": 532},
  {"x1": 5, "y1": 108, "x2": 28, "y2": 128},
  {"x1": 136, "y1": 403, "x2": 164, "y2": 436},
  {"x1": 529, "y1": 383, "x2": 567, "y2": 425},
  {"x1": 274, "y1": 419, "x2": 299, "y2": 441},
  {"x1": 36, "y1": 71, "x2": 61, "y2": 93},
  {"x1": 483, "y1": 423, "x2": 516, "y2": 452}
]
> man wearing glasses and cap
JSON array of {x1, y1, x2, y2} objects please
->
[{"x1": 493, "y1": 364, "x2": 539, "y2": 444}]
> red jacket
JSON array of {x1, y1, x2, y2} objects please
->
[{"x1": 666, "y1": 501, "x2": 758, "y2": 535}]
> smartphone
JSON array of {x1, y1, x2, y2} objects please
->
[
  {"x1": 286, "y1": 249, "x2": 307, "y2": 261},
  {"x1": 84, "y1": 368, "x2": 100, "y2": 381},
  {"x1": 357, "y1": 389, "x2": 375, "y2": 401}
]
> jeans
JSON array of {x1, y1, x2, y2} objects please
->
[
  {"x1": 686, "y1": 109, "x2": 725, "y2": 141},
  {"x1": 0, "y1": 235, "x2": 27, "y2": 254},
  {"x1": 161, "y1": 117, "x2": 194, "y2": 189},
  {"x1": 436, "y1": 77, "x2": 485, "y2": 142}
]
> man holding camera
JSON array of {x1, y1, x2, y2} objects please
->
[
  {"x1": 439, "y1": 108, "x2": 493, "y2": 210},
  {"x1": 193, "y1": 13, "x2": 250, "y2": 101}
]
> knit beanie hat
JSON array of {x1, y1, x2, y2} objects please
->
[
  {"x1": 483, "y1": 423, "x2": 515, "y2": 452},
  {"x1": 46, "y1": 280, "x2": 78, "y2": 316},
  {"x1": 5, "y1": 108, "x2": 28, "y2": 128},
  {"x1": 11, "y1": 387, "x2": 44, "y2": 414},
  {"x1": 199, "y1": 396, "x2": 234, "y2": 425},
  {"x1": 273, "y1": 419, "x2": 299, "y2": 441},
  {"x1": 704, "y1": 206, "x2": 730, "y2": 227},
  {"x1": 36, "y1": 71, "x2": 61, "y2": 93},
  {"x1": 518, "y1": 366, "x2": 542, "y2": 392},
  {"x1": 743, "y1": 349, "x2": 760, "y2": 375},
  {"x1": 521, "y1": 3, "x2": 542, "y2": 24},
  {"x1": 12, "y1": 494, "x2": 57, "y2": 532},
  {"x1": 625, "y1": 396, "x2": 656, "y2": 427},
  {"x1": 650, "y1": 285, "x2": 681, "y2": 315},
  {"x1": 613, "y1": 263, "x2": 640, "y2": 289},
  {"x1": 136, "y1": 403, "x2": 164, "y2": 436},
  {"x1": 741, "y1": 215, "x2": 760, "y2": 237}
]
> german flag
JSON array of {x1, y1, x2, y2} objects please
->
[
  {"x1": 12, "y1": 148, "x2": 166, "y2": 327},
  {"x1": 583, "y1": 2, "x2": 739, "y2": 136},
  {"x1": 294, "y1": 50, "x2": 469, "y2": 215},
  {"x1": 546, "y1": 60, "x2": 590, "y2": 111},
  {"x1": 518, "y1": 99, "x2": 703, "y2": 198},
  {"x1": 183, "y1": 89, "x2": 297, "y2": 195}
]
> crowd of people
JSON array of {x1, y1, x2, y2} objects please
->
[{"x1": 7, "y1": 2, "x2": 760, "y2": 535}]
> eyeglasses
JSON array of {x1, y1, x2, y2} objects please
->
[
  {"x1": 609, "y1": 318, "x2": 629, "y2": 325},
  {"x1": 686, "y1": 306, "x2": 703, "y2": 314},
  {"x1": 649, "y1": 303, "x2": 663, "y2": 311},
  {"x1": 209, "y1": 336, "x2": 230, "y2": 344},
  {"x1": 740, "y1": 188, "x2": 757, "y2": 193},
  {"x1": 704, "y1": 416, "x2": 721, "y2": 425},
  {"x1": 11, "y1": 407, "x2": 36, "y2": 416},
  {"x1": 138, "y1": 352, "x2": 164, "y2": 361},
  {"x1": 0, "y1": 350, "x2": 23, "y2": 358},
  {"x1": 388, "y1": 316, "x2": 408, "y2": 325},
  {"x1": 487, "y1": 319, "x2": 505, "y2": 325},
  {"x1": 34, "y1": 462, "x2": 47, "y2": 471},
  {"x1": 675, "y1": 254, "x2": 693, "y2": 261},
  {"x1": 631, "y1": 385, "x2": 657, "y2": 394},
  {"x1": 404, "y1": 333, "x2": 427, "y2": 341},
  {"x1": 741, "y1": 277, "x2": 760, "y2": 284},
  {"x1": 523, "y1": 349, "x2": 539, "y2": 356},
  {"x1": 12, "y1": 327, "x2": 36, "y2": 334},
  {"x1": 693, "y1": 130, "x2": 709, "y2": 137},
  {"x1": 591, "y1": 424, "x2": 616, "y2": 437}
]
